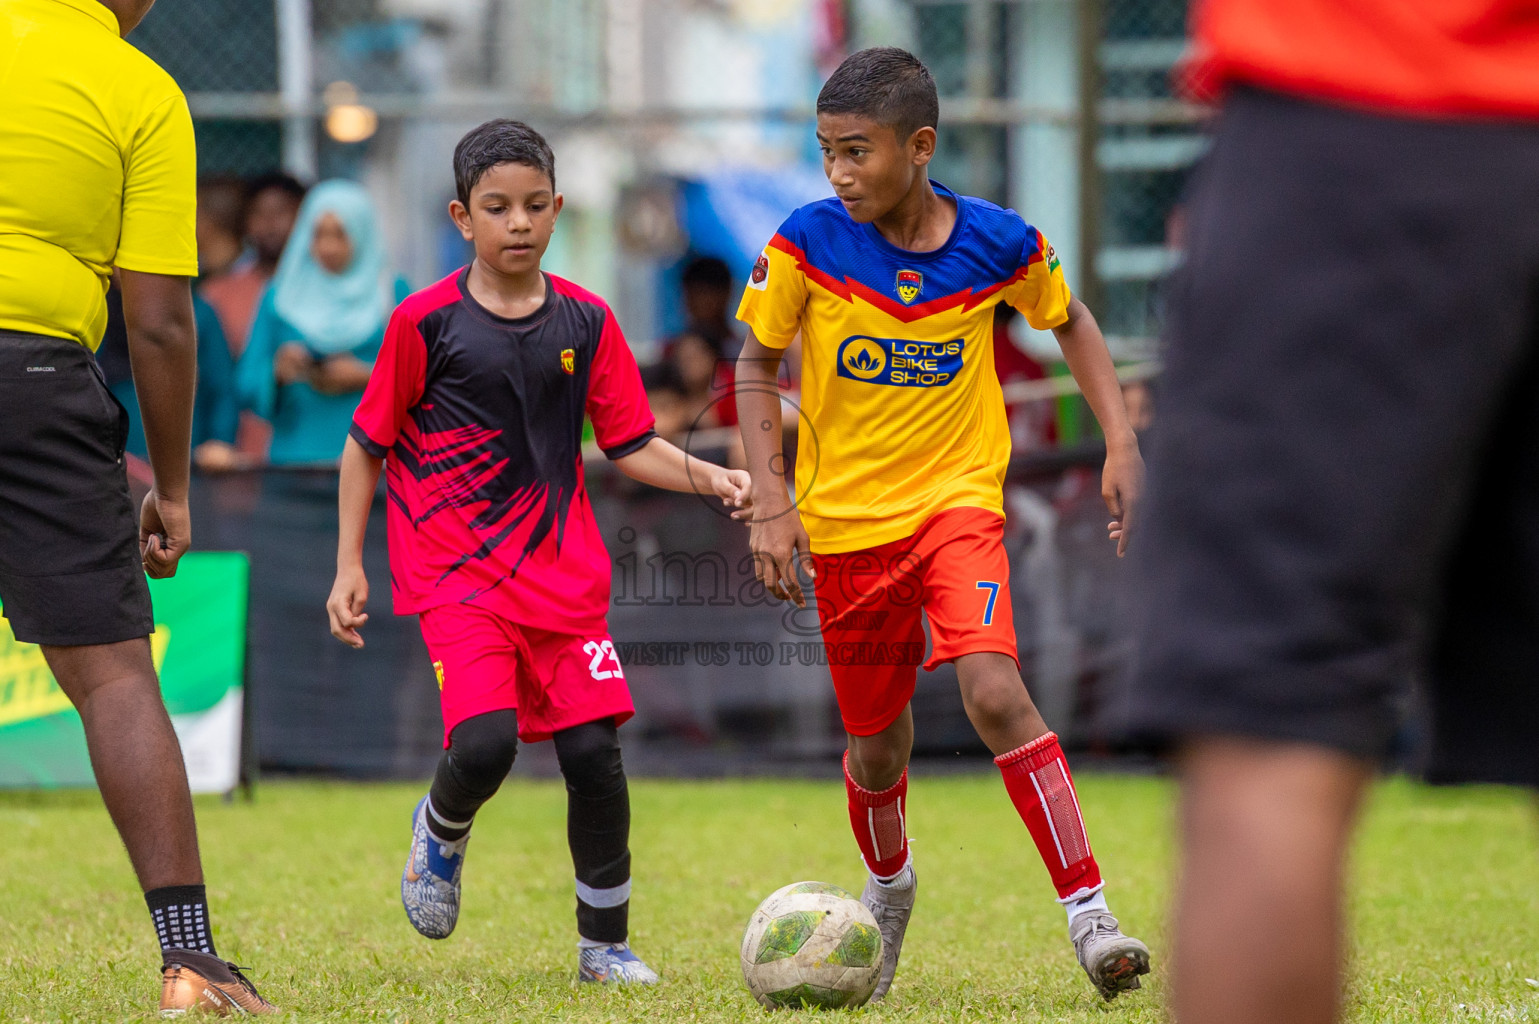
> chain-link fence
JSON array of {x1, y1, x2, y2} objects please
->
[
  {"x1": 130, "y1": 0, "x2": 284, "y2": 174},
  {"x1": 1097, "y1": 0, "x2": 1198, "y2": 355}
]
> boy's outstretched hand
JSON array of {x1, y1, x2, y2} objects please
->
[
  {"x1": 327, "y1": 564, "x2": 371, "y2": 648},
  {"x1": 1103, "y1": 442, "x2": 1145, "y2": 557},
  {"x1": 715, "y1": 468, "x2": 754, "y2": 519}
]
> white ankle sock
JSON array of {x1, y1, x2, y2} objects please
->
[
  {"x1": 1063, "y1": 888, "x2": 1109, "y2": 926},
  {"x1": 578, "y1": 937, "x2": 619, "y2": 950}
]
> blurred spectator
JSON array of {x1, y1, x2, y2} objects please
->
[
  {"x1": 202, "y1": 172, "x2": 306, "y2": 358},
  {"x1": 647, "y1": 330, "x2": 739, "y2": 438},
  {"x1": 237, "y1": 180, "x2": 408, "y2": 466},
  {"x1": 993, "y1": 304, "x2": 1058, "y2": 452},
  {"x1": 94, "y1": 276, "x2": 239, "y2": 469},
  {"x1": 645, "y1": 255, "x2": 745, "y2": 461},
  {"x1": 664, "y1": 256, "x2": 740, "y2": 360},
  {"x1": 195, "y1": 175, "x2": 247, "y2": 280}
]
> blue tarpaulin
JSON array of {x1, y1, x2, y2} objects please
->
[{"x1": 680, "y1": 165, "x2": 832, "y2": 276}]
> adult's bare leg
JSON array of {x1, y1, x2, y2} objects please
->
[
  {"x1": 1174, "y1": 737, "x2": 1372, "y2": 1024},
  {"x1": 42, "y1": 638, "x2": 202, "y2": 890}
]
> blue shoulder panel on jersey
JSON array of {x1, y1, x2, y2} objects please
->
[{"x1": 778, "y1": 184, "x2": 1045, "y2": 313}]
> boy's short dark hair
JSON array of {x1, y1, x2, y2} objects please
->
[
  {"x1": 453, "y1": 119, "x2": 556, "y2": 206},
  {"x1": 244, "y1": 171, "x2": 307, "y2": 208},
  {"x1": 681, "y1": 255, "x2": 732, "y2": 293},
  {"x1": 816, "y1": 47, "x2": 939, "y2": 145}
]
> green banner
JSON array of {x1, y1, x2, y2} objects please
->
[{"x1": 0, "y1": 551, "x2": 248, "y2": 791}]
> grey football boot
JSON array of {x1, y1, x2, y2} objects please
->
[
  {"x1": 1070, "y1": 909, "x2": 1150, "y2": 999},
  {"x1": 859, "y1": 863, "x2": 917, "y2": 1001}
]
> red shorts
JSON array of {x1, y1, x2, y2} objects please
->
[
  {"x1": 810, "y1": 506, "x2": 1017, "y2": 736},
  {"x1": 417, "y1": 602, "x2": 635, "y2": 746}
]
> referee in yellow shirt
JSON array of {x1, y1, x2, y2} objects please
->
[{"x1": 0, "y1": 0, "x2": 275, "y2": 1014}]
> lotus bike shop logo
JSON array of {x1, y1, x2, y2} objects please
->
[
  {"x1": 895, "y1": 268, "x2": 922, "y2": 304},
  {"x1": 840, "y1": 338, "x2": 888, "y2": 380},
  {"x1": 837, "y1": 335, "x2": 963, "y2": 388}
]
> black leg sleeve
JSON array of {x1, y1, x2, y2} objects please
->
[
  {"x1": 427, "y1": 709, "x2": 519, "y2": 840},
  {"x1": 554, "y1": 718, "x2": 631, "y2": 942}
]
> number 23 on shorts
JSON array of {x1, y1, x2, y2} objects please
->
[
  {"x1": 584, "y1": 639, "x2": 625, "y2": 681},
  {"x1": 975, "y1": 581, "x2": 1000, "y2": 625}
]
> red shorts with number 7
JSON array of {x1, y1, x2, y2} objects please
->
[
  {"x1": 810, "y1": 506, "x2": 1018, "y2": 737},
  {"x1": 418, "y1": 601, "x2": 635, "y2": 746}
]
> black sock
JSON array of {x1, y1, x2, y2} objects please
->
[
  {"x1": 426, "y1": 709, "x2": 519, "y2": 841},
  {"x1": 145, "y1": 884, "x2": 216, "y2": 956},
  {"x1": 554, "y1": 719, "x2": 631, "y2": 943}
]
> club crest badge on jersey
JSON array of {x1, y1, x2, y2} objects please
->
[
  {"x1": 748, "y1": 252, "x2": 770, "y2": 291},
  {"x1": 896, "y1": 269, "x2": 923, "y2": 304},
  {"x1": 1045, "y1": 242, "x2": 1060, "y2": 273},
  {"x1": 560, "y1": 348, "x2": 575, "y2": 374}
]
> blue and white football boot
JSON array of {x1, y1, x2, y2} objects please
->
[
  {"x1": 578, "y1": 943, "x2": 660, "y2": 985},
  {"x1": 401, "y1": 796, "x2": 467, "y2": 939}
]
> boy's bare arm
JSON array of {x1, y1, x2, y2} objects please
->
[
  {"x1": 736, "y1": 333, "x2": 814, "y2": 606},
  {"x1": 611, "y1": 435, "x2": 751, "y2": 509},
  {"x1": 1051, "y1": 296, "x2": 1145, "y2": 556},
  {"x1": 328, "y1": 436, "x2": 384, "y2": 648}
]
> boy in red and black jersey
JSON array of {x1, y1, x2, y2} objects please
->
[{"x1": 328, "y1": 120, "x2": 749, "y2": 984}]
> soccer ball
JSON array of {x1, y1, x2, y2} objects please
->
[{"x1": 740, "y1": 881, "x2": 883, "y2": 1010}]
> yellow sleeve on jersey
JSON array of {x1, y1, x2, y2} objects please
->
[
  {"x1": 736, "y1": 238, "x2": 808, "y2": 350},
  {"x1": 1003, "y1": 230, "x2": 1073, "y2": 331}
]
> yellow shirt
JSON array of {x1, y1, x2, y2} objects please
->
[
  {"x1": 737, "y1": 184, "x2": 1071, "y2": 553},
  {"x1": 0, "y1": 0, "x2": 198, "y2": 349}
]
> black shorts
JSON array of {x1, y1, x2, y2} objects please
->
[
  {"x1": 0, "y1": 331, "x2": 152, "y2": 646},
  {"x1": 1115, "y1": 88, "x2": 1539, "y2": 787}
]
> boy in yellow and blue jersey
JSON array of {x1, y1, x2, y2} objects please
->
[{"x1": 736, "y1": 47, "x2": 1150, "y2": 1002}]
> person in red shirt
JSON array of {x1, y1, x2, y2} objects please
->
[
  {"x1": 1118, "y1": 4, "x2": 1539, "y2": 1024},
  {"x1": 326, "y1": 120, "x2": 749, "y2": 985},
  {"x1": 992, "y1": 304, "x2": 1057, "y2": 452},
  {"x1": 199, "y1": 173, "x2": 306, "y2": 358}
]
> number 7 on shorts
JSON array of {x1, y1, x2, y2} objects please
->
[{"x1": 975, "y1": 580, "x2": 1000, "y2": 625}]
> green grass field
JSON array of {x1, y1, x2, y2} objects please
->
[{"x1": 1, "y1": 772, "x2": 1534, "y2": 1022}]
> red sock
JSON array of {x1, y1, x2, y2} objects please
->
[
  {"x1": 996, "y1": 732, "x2": 1104, "y2": 901},
  {"x1": 844, "y1": 752, "x2": 910, "y2": 878}
]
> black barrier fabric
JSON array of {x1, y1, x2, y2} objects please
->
[{"x1": 189, "y1": 455, "x2": 1130, "y2": 779}]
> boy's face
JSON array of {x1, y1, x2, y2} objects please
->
[
  {"x1": 450, "y1": 162, "x2": 562, "y2": 277},
  {"x1": 816, "y1": 112, "x2": 935, "y2": 224}
]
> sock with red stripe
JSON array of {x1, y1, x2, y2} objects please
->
[
  {"x1": 995, "y1": 731, "x2": 1105, "y2": 910},
  {"x1": 844, "y1": 751, "x2": 910, "y2": 881}
]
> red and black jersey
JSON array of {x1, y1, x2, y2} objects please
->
[{"x1": 351, "y1": 268, "x2": 656, "y2": 634}]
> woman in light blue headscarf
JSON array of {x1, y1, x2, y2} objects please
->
[{"x1": 237, "y1": 179, "x2": 410, "y2": 465}]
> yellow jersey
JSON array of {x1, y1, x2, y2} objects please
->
[
  {"x1": 737, "y1": 182, "x2": 1071, "y2": 553},
  {"x1": 0, "y1": 0, "x2": 198, "y2": 349}
]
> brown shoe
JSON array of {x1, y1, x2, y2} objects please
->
[{"x1": 159, "y1": 948, "x2": 278, "y2": 1016}]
